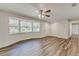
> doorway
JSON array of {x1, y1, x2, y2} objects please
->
[
  {"x1": 70, "y1": 23, "x2": 79, "y2": 38},
  {"x1": 72, "y1": 23, "x2": 79, "y2": 35}
]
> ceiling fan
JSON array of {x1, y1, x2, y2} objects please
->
[
  {"x1": 39, "y1": 9, "x2": 51, "y2": 17},
  {"x1": 72, "y1": 3, "x2": 77, "y2": 7}
]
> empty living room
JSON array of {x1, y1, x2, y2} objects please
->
[{"x1": 0, "y1": 2, "x2": 79, "y2": 56}]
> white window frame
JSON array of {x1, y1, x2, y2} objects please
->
[
  {"x1": 9, "y1": 17, "x2": 20, "y2": 34},
  {"x1": 9, "y1": 17, "x2": 41, "y2": 34},
  {"x1": 20, "y1": 20, "x2": 32, "y2": 33},
  {"x1": 32, "y1": 21, "x2": 41, "y2": 32}
]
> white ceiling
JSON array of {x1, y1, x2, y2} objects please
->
[{"x1": 0, "y1": 3, "x2": 79, "y2": 22}]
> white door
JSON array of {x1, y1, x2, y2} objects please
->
[{"x1": 72, "y1": 23, "x2": 79, "y2": 35}]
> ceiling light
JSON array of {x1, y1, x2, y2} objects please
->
[{"x1": 39, "y1": 9, "x2": 51, "y2": 18}]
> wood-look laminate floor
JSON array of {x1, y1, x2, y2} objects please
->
[{"x1": 0, "y1": 36, "x2": 79, "y2": 56}]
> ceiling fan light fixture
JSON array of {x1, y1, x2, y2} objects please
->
[
  {"x1": 39, "y1": 9, "x2": 51, "y2": 18},
  {"x1": 39, "y1": 14, "x2": 44, "y2": 18}
]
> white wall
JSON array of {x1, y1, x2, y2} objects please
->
[
  {"x1": 50, "y1": 20, "x2": 69, "y2": 39},
  {"x1": 0, "y1": 11, "x2": 51, "y2": 48},
  {"x1": 50, "y1": 19, "x2": 79, "y2": 39}
]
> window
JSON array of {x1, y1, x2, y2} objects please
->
[
  {"x1": 20, "y1": 20, "x2": 32, "y2": 32},
  {"x1": 33, "y1": 22, "x2": 40, "y2": 32},
  {"x1": 9, "y1": 17, "x2": 19, "y2": 34},
  {"x1": 9, "y1": 17, "x2": 41, "y2": 34}
]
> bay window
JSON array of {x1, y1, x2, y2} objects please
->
[{"x1": 9, "y1": 17, "x2": 40, "y2": 34}]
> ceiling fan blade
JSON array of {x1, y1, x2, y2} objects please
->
[
  {"x1": 45, "y1": 10, "x2": 51, "y2": 13},
  {"x1": 45, "y1": 15, "x2": 50, "y2": 17},
  {"x1": 40, "y1": 10, "x2": 43, "y2": 12}
]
